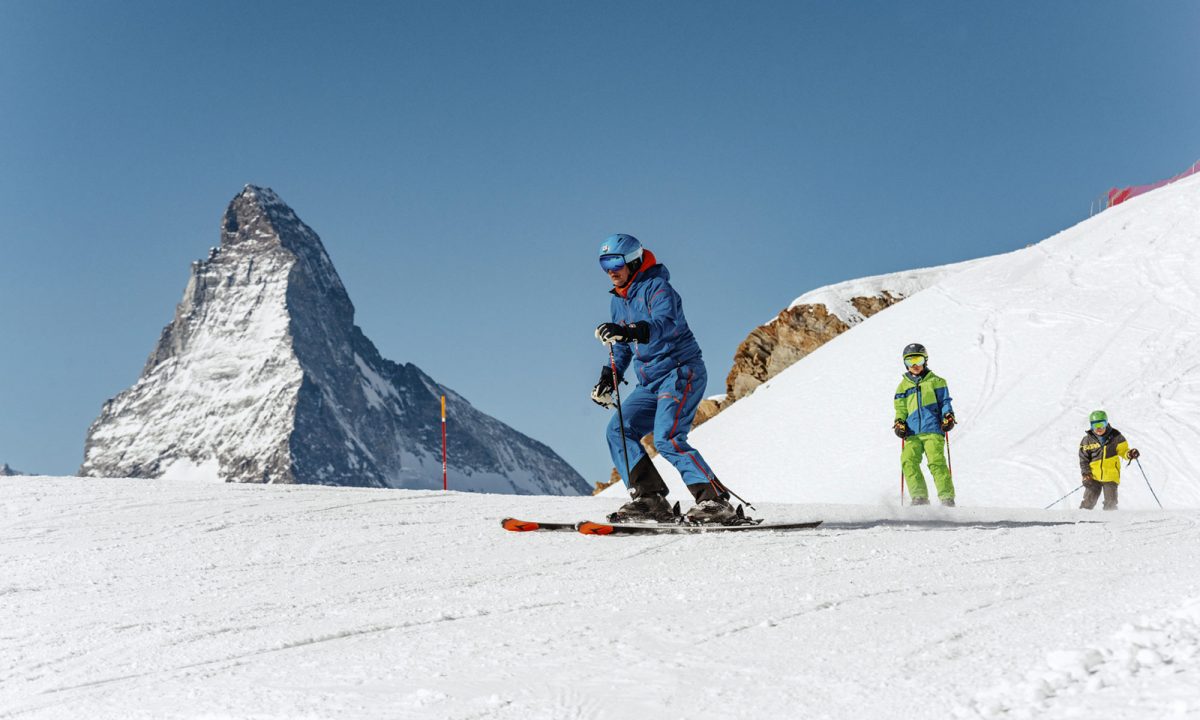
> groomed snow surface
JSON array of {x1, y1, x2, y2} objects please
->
[{"x1": 4, "y1": 477, "x2": 1200, "y2": 719}]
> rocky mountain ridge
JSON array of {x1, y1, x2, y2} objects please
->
[{"x1": 81, "y1": 186, "x2": 587, "y2": 495}]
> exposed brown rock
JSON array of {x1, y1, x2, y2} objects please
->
[
  {"x1": 725, "y1": 304, "x2": 849, "y2": 400},
  {"x1": 594, "y1": 469, "x2": 621, "y2": 495},
  {"x1": 694, "y1": 397, "x2": 725, "y2": 428},
  {"x1": 850, "y1": 292, "x2": 901, "y2": 318},
  {"x1": 723, "y1": 291, "x2": 903, "y2": 404}
]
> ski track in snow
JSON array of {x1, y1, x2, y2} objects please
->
[{"x1": 3, "y1": 478, "x2": 1200, "y2": 719}]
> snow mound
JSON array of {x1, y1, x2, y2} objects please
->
[{"x1": 961, "y1": 598, "x2": 1200, "y2": 718}]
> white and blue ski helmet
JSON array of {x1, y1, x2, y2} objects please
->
[{"x1": 598, "y1": 234, "x2": 643, "y2": 272}]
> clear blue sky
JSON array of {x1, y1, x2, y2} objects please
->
[{"x1": 2, "y1": 1, "x2": 1198, "y2": 485}]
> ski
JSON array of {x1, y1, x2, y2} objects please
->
[
  {"x1": 576, "y1": 520, "x2": 823, "y2": 535},
  {"x1": 500, "y1": 518, "x2": 579, "y2": 533}
]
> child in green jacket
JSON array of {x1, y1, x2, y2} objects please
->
[{"x1": 893, "y1": 343, "x2": 956, "y2": 506}]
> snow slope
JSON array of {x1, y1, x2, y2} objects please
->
[
  {"x1": 642, "y1": 175, "x2": 1200, "y2": 510},
  {"x1": 3, "y1": 477, "x2": 1200, "y2": 719}
]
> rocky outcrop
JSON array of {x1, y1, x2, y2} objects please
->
[
  {"x1": 704, "y1": 261, "x2": 980, "y2": 424},
  {"x1": 81, "y1": 186, "x2": 588, "y2": 495},
  {"x1": 0, "y1": 464, "x2": 27, "y2": 477},
  {"x1": 722, "y1": 292, "x2": 900, "y2": 402},
  {"x1": 694, "y1": 395, "x2": 725, "y2": 426}
]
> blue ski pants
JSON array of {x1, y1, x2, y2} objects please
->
[{"x1": 606, "y1": 362, "x2": 716, "y2": 490}]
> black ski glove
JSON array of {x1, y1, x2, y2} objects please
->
[
  {"x1": 1127, "y1": 448, "x2": 1140, "y2": 460},
  {"x1": 941, "y1": 413, "x2": 956, "y2": 432},
  {"x1": 893, "y1": 419, "x2": 908, "y2": 439},
  {"x1": 590, "y1": 366, "x2": 620, "y2": 408},
  {"x1": 595, "y1": 321, "x2": 650, "y2": 345}
]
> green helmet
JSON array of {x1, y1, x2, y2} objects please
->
[{"x1": 1088, "y1": 410, "x2": 1108, "y2": 425}]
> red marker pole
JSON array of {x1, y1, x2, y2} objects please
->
[{"x1": 441, "y1": 395, "x2": 447, "y2": 491}]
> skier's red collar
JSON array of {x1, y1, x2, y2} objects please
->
[{"x1": 610, "y1": 249, "x2": 658, "y2": 298}]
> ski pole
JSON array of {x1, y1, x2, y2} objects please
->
[
  {"x1": 1044, "y1": 484, "x2": 1084, "y2": 510},
  {"x1": 607, "y1": 345, "x2": 634, "y2": 488},
  {"x1": 900, "y1": 437, "x2": 906, "y2": 506},
  {"x1": 944, "y1": 430, "x2": 953, "y2": 480},
  {"x1": 711, "y1": 476, "x2": 756, "y2": 511},
  {"x1": 1134, "y1": 458, "x2": 1163, "y2": 509}
]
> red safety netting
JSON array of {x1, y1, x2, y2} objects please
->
[{"x1": 1101, "y1": 160, "x2": 1200, "y2": 210}]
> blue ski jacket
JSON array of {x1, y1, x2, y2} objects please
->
[
  {"x1": 893, "y1": 368, "x2": 954, "y2": 436},
  {"x1": 607, "y1": 250, "x2": 704, "y2": 387}
]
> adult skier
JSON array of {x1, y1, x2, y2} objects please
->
[
  {"x1": 1078, "y1": 410, "x2": 1139, "y2": 511},
  {"x1": 589, "y1": 234, "x2": 734, "y2": 524},
  {"x1": 892, "y1": 343, "x2": 956, "y2": 506}
]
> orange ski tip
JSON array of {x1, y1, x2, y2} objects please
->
[
  {"x1": 501, "y1": 518, "x2": 540, "y2": 532},
  {"x1": 577, "y1": 521, "x2": 615, "y2": 535}
]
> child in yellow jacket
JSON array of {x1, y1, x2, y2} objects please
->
[{"x1": 1078, "y1": 410, "x2": 1140, "y2": 510}]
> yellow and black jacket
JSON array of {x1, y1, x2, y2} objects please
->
[{"x1": 1078, "y1": 427, "x2": 1130, "y2": 484}]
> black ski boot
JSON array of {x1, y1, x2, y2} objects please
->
[
  {"x1": 609, "y1": 492, "x2": 675, "y2": 523},
  {"x1": 941, "y1": 498, "x2": 956, "y2": 507},
  {"x1": 608, "y1": 456, "x2": 676, "y2": 523},
  {"x1": 910, "y1": 496, "x2": 930, "y2": 506},
  {"x1": 685, "y1": 482, "x2": 737, "y2": 524}
]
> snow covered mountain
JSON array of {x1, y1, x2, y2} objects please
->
[
  {"x1": 637, "y1": 174, "x2": 1200, "y2": 510},
  {"x1": 80, "y1": 186, "x2": 587, "y2": 495}
]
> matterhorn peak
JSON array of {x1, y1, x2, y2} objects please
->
[
  {"x1": 223, "y1": 185, "x2": 305, "y2": 244},
  {"x1": 81, "y1": 187, "x2": 586, "y2": 494}
]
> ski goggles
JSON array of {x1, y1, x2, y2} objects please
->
[
  {"x1": 1091, "y1": 420, "x2": 1109, "y2": 430},
  {"x1": 903, "y1": 355, "x2": 927, "y2": 367},
  {"x1": 599, "y1": 254, "x2": 629, "y2": 272}
]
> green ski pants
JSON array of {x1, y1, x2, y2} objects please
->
[{"x1": 902, "y1": 432, "x2": 955, "y2": 501}]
